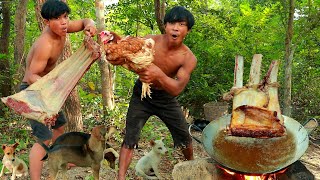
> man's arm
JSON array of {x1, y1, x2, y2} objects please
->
[
  {"x1": 25, "y1": 41, "x2": 52, "y2": 84},
  {"x1": 159, "y1": 57, "x2": 197, "y2": 96},
  {"x1": 138, "y1": 54, "x2": 197, "y2": 97},
  {"x1": 67, "y1": 18, "x2": 96, "y2": 36}
]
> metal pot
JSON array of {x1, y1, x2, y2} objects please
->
[
  {"x1": 189, "y1": 114, "x2": 318, "y2": 174},
  {"x1": 192, "y1": 119, "x2": 210, "y2": 131}
]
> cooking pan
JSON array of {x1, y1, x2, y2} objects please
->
[{"x1": 189, "y1": 114, "x2": 318, "y2": 174}]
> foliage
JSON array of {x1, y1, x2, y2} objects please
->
[
  {"x1": 291, "y1": 49, "x2": 320, "y2": 122},
  {"x1": 288, "y1": 0, "x2": 320, "y2": 122},
  {"x1": 106, "y1": 0, "x2": 160, "y2": 35}
]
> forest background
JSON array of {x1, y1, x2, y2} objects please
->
[{"x1": 0, "y1": 0, "x2": 319, "y2": 175}]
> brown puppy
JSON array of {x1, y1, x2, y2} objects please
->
[
  {"x1": 0, "y1": 143, "x2": 28, "y2": 180},
  {"x1": 41, "y1": 125, "x2": 116, "y2": 180}
]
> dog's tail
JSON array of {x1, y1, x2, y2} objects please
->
[
  {"x1": 104, "y1": 148, "x2": 119, "y2": 169},
  {"x1": 37, "y1": 141, "x2": 50, "y2": 161}
]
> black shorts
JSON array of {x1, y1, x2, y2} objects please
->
[
  {"x1": 20, "y1": 82, "x2": 67, "y2": 141},
  {"x1": 123, "y1": 80, "x2": 192, "y2": 149}
]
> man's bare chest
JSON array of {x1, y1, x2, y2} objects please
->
[
  {"x1": 154, "y1": 51, "x2": 184, "y2": 75},
  {"x1": 45, "y1": 47, "x2": 64, "y2": 71}
]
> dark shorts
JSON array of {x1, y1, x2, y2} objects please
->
[
  {"x1": 20, "y1": 82, "x2": 67, "y2": 141},
  {"x1": 123, "y1": 80, "x2": 192, "y2": 149}
]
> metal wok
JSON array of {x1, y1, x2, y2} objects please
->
[{"x1": 190, "y1": 114, "x2": 318, "y2": 174}]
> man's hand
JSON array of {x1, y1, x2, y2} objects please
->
[
  {"x1": 84, "y1": 25, "x2": 97, "y2": 37},
  {"x1": 83, "y1": 36, "x2": 101, "y2": 60},
  {"x1": 44, "y1": 115, "x2": 58, "y2": 128},
  {"x1": 136, "y1": 63, "x2": 163, "y2": 84}
]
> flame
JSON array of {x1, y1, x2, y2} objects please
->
[
  {"x1": 223, "y1": 168, "x2": 235, "y2": 175},
  {"x1": 217, "y1": 165, "x2": 287, "y2": 180},
  {"x1": 244, "y1": 176, "x2": 262, "y2": 180}
]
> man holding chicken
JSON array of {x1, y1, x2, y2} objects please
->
[{"x1": 104, "y1": 6, "x2": 197, "y2": 179}]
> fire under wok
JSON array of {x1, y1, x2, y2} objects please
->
[{"x1": 190, "y1": 114, "x2": 318, "y2": 174}]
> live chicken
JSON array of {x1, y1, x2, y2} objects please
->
[{"x1": 100, "y1": 31, "x2": 155, "y2": 99}]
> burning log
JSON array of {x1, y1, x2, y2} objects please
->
[
  {"x1": 223, "y1": 54, "x2": 285, "y2": 138},
  {"x1": 1, "y1": 36, "x2": 101, "y2": 125}
]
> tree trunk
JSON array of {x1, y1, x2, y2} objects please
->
[
  {"x1": 14, "y1": 0, "x2": 29, "y2": 91},
  {"x1": 63, "y1": 88, "x2": 83, "y2": 132},
  {"x1": 34, "y1": 0, "x2": 45, "y2": 30},
  {"x1": 95, "y1": 0, "x2": 115, "y2": 117},
  {"x1": 0, "y1": 0, "x2": 12, "y2": 116},
  {"x1": 34, "y1": 0, "x2": 83, "y2": 131},
  {"x1": 154, "y1": 0, "x2": 166, "y2": 34},
  {"x1": 283, "y1": 0, "x2": 295, "y2": 117}
]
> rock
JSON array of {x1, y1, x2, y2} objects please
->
[{"x1": 172, "y1": 158, "x2": 219, "y2": 180}]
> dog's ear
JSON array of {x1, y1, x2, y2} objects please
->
[
  {"x1": 150, "y1": 140, "x2": 155, "y2": 147},
  {"x1": 99, "y1": 126, "x2": 108, "y2": 139},
  {"x1": 13, "y1": 142, "x2": 19, "y2": 149},
  {"x1": 2, "y1": 144, "x2": 6, "y2": 150},
  {"x1": 92, "y1": 125, "x2": 115, "y2": 140},
  {"x1": 91, "y1": 125, "x2": 106, "y2": 140},
  {"x1": 105, "y1": 126, "x2": 116, "y2": 139}
]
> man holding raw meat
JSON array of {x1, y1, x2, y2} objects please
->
[
  {"x1": 105, "y1": 6, "x2": 197, "y2": 180},
  {"x1": 20, "y1": 0, "x2": 96, "y2": 179}
]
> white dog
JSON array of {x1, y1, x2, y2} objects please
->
[
  {"x1": 135, "y1": 138, "x2": 167, "y2": 179},
  {"x1": 0, "y1": 143, "x2": 28, "y2": 180}
]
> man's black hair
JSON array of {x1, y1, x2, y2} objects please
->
[
  {"x1": 164, "y1": 6, "x2": 195, "y2": 30},
  {"x1": 41, "y1": 0, "x2": 71, "y2": 20}
]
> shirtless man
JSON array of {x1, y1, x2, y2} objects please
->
[
  {"x1": 106, "y1": 6, "x2": 197, "y2": 179},
  {"x1": 20, "y1": 0, "x2": 96, "y2": 179}
]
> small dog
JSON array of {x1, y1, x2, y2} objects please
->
[
  {"x1": 135, "y1": 138, "x2": 167, "y2": 179},
  {"x1": 0, "y1": 143, "x2": 28, "y2": 180},
  {"x1": 40, "y1": 125, "x2": 116, "y2": 180}
]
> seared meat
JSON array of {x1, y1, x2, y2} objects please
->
[{"x1": 224, "y1": 55, "x2": 285, "y2": 138}]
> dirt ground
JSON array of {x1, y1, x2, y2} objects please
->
[
  {"x1": 37, "y1": 132, "x2": 211, "y2": 180},
  {"x1": 1, "y1": 131, "x2": 319, "y2": 180}
]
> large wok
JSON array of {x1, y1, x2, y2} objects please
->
[{"x1": 190, "y1": 114, "x2": 318, "y2": 174}]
